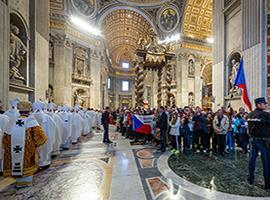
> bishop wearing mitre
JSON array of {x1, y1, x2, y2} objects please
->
[
  {"x1": 2, "y1": 101, "x2": 47, "y2": 188},
  {"x1": 4, "y1": 98, "x2": 20, "y2": 119},
  {"x1": 31, "y1": 101, "x2": 56, "y2": 168}
]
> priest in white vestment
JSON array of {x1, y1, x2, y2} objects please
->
[
  {"x1": 82, "y1": 109, "x2": 91, "y2": 136},
  {"x1": 4, "y1": 98, "x2": 20, "y2": 119},
  {"x1": 0, "y1": 114, "x2": 9, "y2": 173},
  {"x1": 31, "y1": 101, "x2": 56, "y2": 168},
  {"x1": 71, "y1": 105, "x2": 83, "y2": 143},
  {"x1": 47, "y1": 103, "x2": 63, "y2": 156},
  {"x1": 3, "y1": 101, "x2": 47, "y2": 188},
  {"x1": 59, "y1": 105, "x2": 73, "y2": 149}
]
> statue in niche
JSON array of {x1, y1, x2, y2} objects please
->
[
  {"x1": 229, "y1": 59, "x2": 241, "y2": 97},
  {"x1": 9, "y1": 24, "x2": 27, "y2": 81},
  {"x1": 188, "y1": 59, "x2": 195, "y2": 77},
  {"x1": 188, "y1": 92, "x2": 194, "y2": 106},
  {"x1": 73, "y1": 90, "x2": 85, "y2": 107}
]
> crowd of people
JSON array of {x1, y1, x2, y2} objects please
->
[
  {"x1": 110, "y1": 97, "x2": 270, "y2": 190},
  {"x1": 112, "y1": 105, "x2": 250, "y2": 156},
  {"x1": 0, "y1": 96, "x2": 269, "y2": 190}
]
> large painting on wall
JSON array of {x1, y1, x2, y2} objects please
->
[
  {"x1": 72, "y1": 0, "x2": 97, "y2": 16},
  {"x1": 158, "y1": 6, "x2": 179, "y2": 32}
]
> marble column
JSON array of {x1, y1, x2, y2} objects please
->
[
  {"x1": 90, "y1": 51, "x2": 101, "y2": 109},
  {"x1": 0, "y1": 1, "x2": 9, "y2": 109},
  {"x1": 180, "y1": 54, "x2": 189, "y2": 107},
  {"x1": 212, "y1": 0, "x2": 225, "y2": 110},
  {"x1": 53, "y1": 38, "x2": 73, "y2": 105},
  {"x1": 194, "y1": 58, "x2": 202, "y2": 107},
  {"x1": 175, "y1": 55, "x2": 182, "y2": 107},
  {"x1": 34, "y1": 0, "x2": 49, "y2": 100}
]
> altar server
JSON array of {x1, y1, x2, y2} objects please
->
[
  {"x1": 47, "y1": 102, "x2": 63, "y2": 156},
  {"x1": 32, "y1": 101, "x2": 56, "y2": 168},
  {"x1": 71, "y1": 105, "x2": 83, "y2": 143},
  {"x1": 3, "y1": 101, "x2": 47, "y2": 188}
]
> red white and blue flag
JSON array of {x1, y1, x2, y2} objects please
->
[
  {"x1": 132, "y1": 114, "x2": 154, "y2": 134},
  {"x1": 234, "y1": 58, "x2": 252, "y2": 111}
]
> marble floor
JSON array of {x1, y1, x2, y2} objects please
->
[{"x1": 0, "y1": 127, "x2": 270, "y2": 200}]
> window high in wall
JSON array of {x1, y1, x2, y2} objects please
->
[
  {"x1": 122, "y1": 80, "x2": 129, "y2": 91},
  {"x1": 122, "y1": 62, "x2": 130, "y2": 69},
  {"x1": 108, "y1": 78, "x2": 111, "y2": 89}
]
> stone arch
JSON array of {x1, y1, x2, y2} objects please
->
[
  {"x1": 10, "y1": 10, "x2": 30, "y2": 40},
  {"x1": 96, "y1": 5, "x2": 158, "y2": 34}
]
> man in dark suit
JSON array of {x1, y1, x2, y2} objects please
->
[
  {"x1": 102, "y1": 106, "x2": 112, "y2": 143},
  {"x1": 157, "y1": 106, "x2": 168, "y2": 152}
]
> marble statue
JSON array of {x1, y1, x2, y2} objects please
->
[
  {"x1": 9, "y1": 24, "x2": 27, "y2": 81},
  {"x1": 188, "y1": 92, "x2": 194, "y2": 106},
  {"x1": 73, "y1": 91, "x2": 85, "y2": 107},
  {"x1": 188, "y1": 59, "x2": 195, "y2": 76},
  {"x1": 229, "y1": 59, "x2": 241, "y2": 97}
]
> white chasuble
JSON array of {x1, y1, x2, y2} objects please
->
[
  {"x1": 71, "y1": 112, "x2": 83, "y2": 143},
  {"x1": 32, "y1": 112, "x2": 56, "y2": 167}
]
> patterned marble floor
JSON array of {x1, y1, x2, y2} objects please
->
[
  {"x1": 1, "y1": 127, "x2": 270, "y2": 200},
  {"x1": 0, "y1": 128, "x2": 118, "y2": 200}
]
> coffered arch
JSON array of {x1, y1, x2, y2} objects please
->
[
  {"x1": 183, "y1": 0, "x2": 212, "y2": 39},
  {"x1": 101, "y1": 9, "x2": 154, "y2": 66}
]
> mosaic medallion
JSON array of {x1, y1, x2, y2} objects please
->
[
  {"x1": 158, "y1": 6, "x2": 179, "y2": 33},
  {"x1": 71, "y1": 0, "x2": 97, "y2": 17}
]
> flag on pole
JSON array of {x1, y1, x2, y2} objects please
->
[
  {"x1": 132, "y1": 114, "x2": 154, "y2": 134},
  {"x1": 234, "y1": 58, "x2": 252, "y2": 111}
]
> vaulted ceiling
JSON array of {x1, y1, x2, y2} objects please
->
[
  {"x1": 183, "y1": 0, "x2": 212, "y2": 39},
  {"x1": 102, "y1": 9, "x2": 153, "y2": 66}
]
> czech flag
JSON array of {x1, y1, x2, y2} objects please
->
[
  {"x1": 234, "y1": 58, "x2": 252, "y2": 111},
  {"x1": 132, "y1": 115, "x2": 152, "y2": 134}
]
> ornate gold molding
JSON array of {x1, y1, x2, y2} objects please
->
[{"x1": 173, "y1": 42, "x2": 212, "y2": 52}]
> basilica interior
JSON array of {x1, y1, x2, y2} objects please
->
[
  {"x1": 0, "y1": 0, "x2": 267, "y2": 111},
  {"x1": 0, "y1": 0, "x2": 270, "y2": 200}
]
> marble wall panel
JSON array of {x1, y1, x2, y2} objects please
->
[
  {"x1": 90, "y1": 56, "x2": 101, "y2": 108},
  {"x1": 35, "y1": 32, "x2": 49, "y2": 100},
  {"x1": 0, "y1": 1, "x2": 9, "y2": 109},
  {"x1": 225, "y1": 8, "x2": 242, "y2": 56}
]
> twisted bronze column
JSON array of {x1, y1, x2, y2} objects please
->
[
  {"x1": 157, "y1": 68, "x2": 162, "y2": 108},
  {"x1": 135, "y1": 62, "x2": 145, "y2": 107},
  {"x1": 166, "y1": 64, "x2": 175, "y2": 107}
]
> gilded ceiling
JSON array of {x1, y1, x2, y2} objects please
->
[
  {"x1": 102, "y1": 9, "x2": 153, "y2": 66},
  {"x1": 183, "y1": 0, "x2": 212, "y2": 39},
  {"x1": 116, "y1": 0, "x2": 170, "y2": 6}
]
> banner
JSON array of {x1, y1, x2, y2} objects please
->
[{"x1": 132, "y1": 114, "x2": 154, "y2": 134}]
